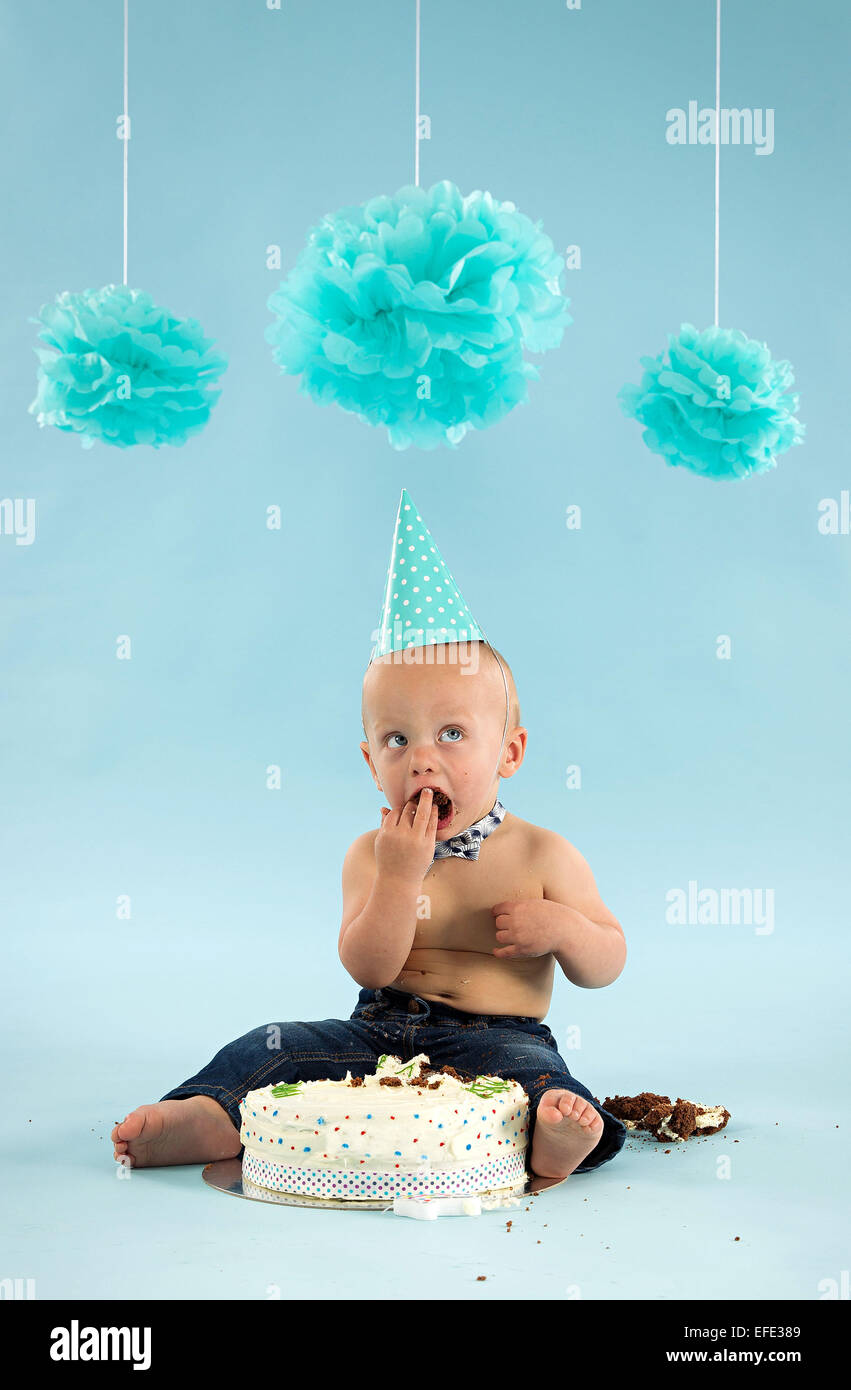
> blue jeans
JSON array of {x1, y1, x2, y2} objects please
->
[{"x1": 159, "y1": 987, "x2": 627, "y2": 1175}]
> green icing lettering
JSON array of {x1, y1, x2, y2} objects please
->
[
  {"x1": 464, "y1": 1077, "x2": 514, "y2": 1099},
  {"x1": 270, "y1": 1081, "x2": 303, "y2": 1099}
]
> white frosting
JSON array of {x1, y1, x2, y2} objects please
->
[
  {"x1": 694, "y1": 1105, "x2": 729, "y2": 1130},
  {"x1": 240, "y1": 1053, "x2": 528, "y2": 1179},
  {"x1": 658, "y1": 1105, "x2": 730, "y2": 1140},
  {"x1": 625, "y1": 1103, "x2": 729, "y2": 1141}
]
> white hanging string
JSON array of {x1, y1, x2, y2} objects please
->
[
  {"x1": 714, "y1": 0, "x2": 721, "y2": 326},
  {"x1": 414, "y1": 0, "x2": 421, "y2": 186},
  {"x1": 123, "y1": 0, "x2": 129, "y2": 285}
]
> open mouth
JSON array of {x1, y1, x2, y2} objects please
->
[{"x1": 414, "y1": 786, "x2": 454, "y2": 829}]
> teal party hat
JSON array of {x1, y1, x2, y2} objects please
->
[{"x1": 370, "y1": 489, "x2": 487, "y2": 660}]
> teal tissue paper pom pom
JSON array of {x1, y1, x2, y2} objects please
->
[
  {"x1": 265, "y1": 179, "x2": 572, "y2": 450},
  {"x1": 618, "y1": 322, "x2": 805, "y2": 479},
  {"x1": 29, "y1": 284, "x2": 227, "y2": 449}
]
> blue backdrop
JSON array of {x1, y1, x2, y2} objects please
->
[{"x1": 1, "y1": 0, "x2": 848, "y2": 1300}]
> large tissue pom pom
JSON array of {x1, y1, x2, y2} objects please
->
[
  {"x1": 265, "y1": 179, "x2": 571, "y2": 450},
  {"x1": 617, "y1": 322, "x2": 805, "y2": 480},
  {"x1": 29, "y1": 284, "x2": 227, "y2": 449}
]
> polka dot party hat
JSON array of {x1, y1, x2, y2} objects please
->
[{"x1": 370, "y1": 488, "x2": 487, "y2": 660}]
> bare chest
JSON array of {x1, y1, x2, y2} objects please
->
[
  {"x1": 386, "y1": 818, "x2": 557, "y2": 1019},
  {"x1": 411, "y1": 840, "x2": 542, "y2": 954}
]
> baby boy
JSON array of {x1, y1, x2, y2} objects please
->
[{"x1": 112, "y1": 638, "x2": 627, "y2": 1181}]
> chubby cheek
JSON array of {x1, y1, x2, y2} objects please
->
[
  {"x1": 457, "y1": 750, "x2": 490, "y2": 784},
  {"x1": 374, "y1": 760, "x2": 403, "y2": 803},
  {"x1": 453, "y1": 767, "x2": 487, "y2": 807},
  {"x1": 373, "y1": 763, "x2": 394, "y2": 794}
]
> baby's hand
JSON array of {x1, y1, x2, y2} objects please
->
[
  {"x1": 374, "y1": 789, "x2": 439, "y2": 884},
  {"x1": 491, "y1": 899, "x2": 566, "y2": 959}
]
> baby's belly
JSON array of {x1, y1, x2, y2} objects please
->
[{"x1": 389, "y1": 947, "x2": 556, "y2": 1022}]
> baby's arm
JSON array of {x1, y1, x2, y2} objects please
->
[
  {"x1": 338, "y1": 835, "x2": 419, "y2": 988},
  {"x1": 537, "y1": 830, "x2": 626, "y2": 988},
  {"x1": 338, "y1": 791, "x2": 439, "y2": 989}
]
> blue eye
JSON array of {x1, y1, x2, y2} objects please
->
[
  {"x1": 386, "y1": 734, "x2": 407, "y2": 749},
  {"x1": 440, "y1": 728, "x2": 462, "y2": 742}
]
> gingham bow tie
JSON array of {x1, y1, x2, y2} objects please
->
[{"x1": 431, "y1": 799, "x2": 506, "y2": 863}]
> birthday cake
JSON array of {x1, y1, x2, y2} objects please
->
[{"x1": 239, "y1": 1053, "x2": 530, "y2": 1200}]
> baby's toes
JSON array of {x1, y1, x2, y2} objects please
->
[
  {"x1": 538, "y1": 1089, "x2": 568, "y2": 1121},
  {"x1": 555, "y1": 1091, "x2": 579, "y2": 1119},
  {"x1": 574, "y1": 1100, "x2": 604, "y2": 1131}
]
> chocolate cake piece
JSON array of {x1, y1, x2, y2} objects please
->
[
  {"x1": 604, "y1": 1092, "x2": 672, "y2": 1123},
  {"x1": 439, "y1": 1064, "x2": 476, "y2": 1083},
  {"x1": 603, "y1": 1091, "x2": 731, "y2": 1142},
  {"x1": 639, "y1": 1103, "x2": 674, "y2": 1134},
  {"x1": 666, "y1": 1099, "x2": 698, "y2": 1140}
]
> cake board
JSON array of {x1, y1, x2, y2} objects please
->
[{"x1": 202, "y1": 1157, "x2": 567, "y2": 1211}]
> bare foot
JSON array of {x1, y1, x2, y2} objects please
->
[
  {"x1": 111, "y1": 1097, "x2": 242, "y2": 1168},
  {"x1": 530, "y1": 1088, "x2": 605, "y2": 1179}
]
